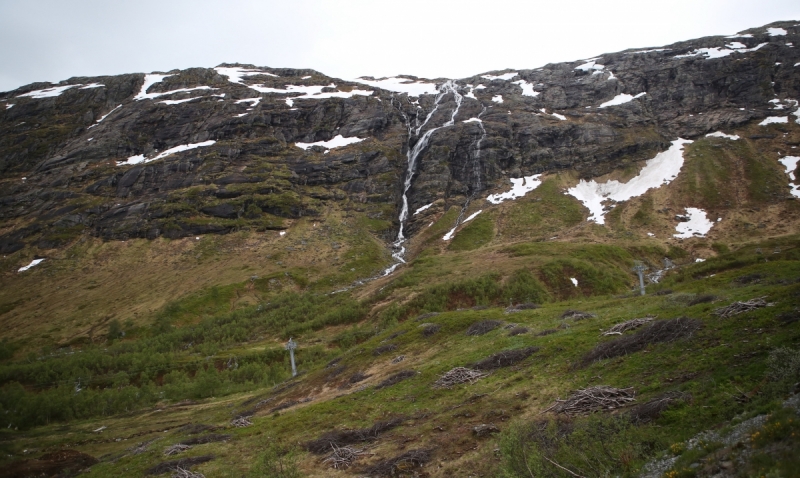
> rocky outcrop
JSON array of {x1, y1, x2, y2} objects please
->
[{"x1": 0, "y1": 21, "x2": 798, "y2": 249}]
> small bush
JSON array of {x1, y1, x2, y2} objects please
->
[{"x1": 766, "y1": 346, "x2": 800, "y2": 382}]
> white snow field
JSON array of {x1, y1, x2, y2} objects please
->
[
  {"x1": 18, "y1": 259, "x2": 44, "y2": 272},
  {"x1": 675, "y1": 43, "x2": 767, "y2": 60},
  {"x1": 598, "y1": 92, "x2": 646, "y2": 108},
  {"x1": 492, "y1": 95, "x2": 504, "y2": 104},
  {"x1": 512, "y1": 80, "x2": 540, "y2": 97},
  {"x1": 673, "y1": 208, "x2": 714, "y2": 238},
  {"x1": 482, "y1": 72, "x2": 518, "y2": 81},
  {"x1": 759, "y1": 116, "x2": 789, "y2": 125},
  {"x1": 351, "y1": 77, "x2": 438, "y2": 96},
  {"x1": 294, "y1": 135, "x2": 365, "y2": 151},
  {"x1": 779, "y1": 156, "x2": 800, "y2": 198},
  {"x1": 567, "y1": 139, "x2": 693, "y2": 224},
  {"x1": 705, "y1": 131, "x2": 740, "y2": 140},
  {"x1": 117, "y1": 141, "x2": 216, "y2": 166},
  {"x1": 487, "y1": 175, "x2": 543, "y2": 204},
  {"x1": 17, "y1": 84, "x2": 80, "y2": 98}
]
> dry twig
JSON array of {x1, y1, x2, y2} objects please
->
[
  {"x1": 172, "y1": 466, "x2": 205, "y2": 478},
  {"x1": 322, "y1": 444, "x2": 367, "y2": 469},
  {"x1": 230, "y1": 417, "x2": 252, "y2": 428},
  {"x1": 544, "y1": 386, "x2": 636, "y2": 415},
  {"x1": 164, "y1": 444, "x2": 191, "y2": 456},
  {"x1": 601, "y1": 316, "x2": 654, "y2": 336},
  {"x1": 713, "y1": 297, "x2": 771, "y2": 318},
  {"x1": 434, "y1": 367, "x2": 488, "y2": 388}
]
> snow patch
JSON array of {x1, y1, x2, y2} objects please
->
[
  {"x1": 551, "y1": 112, "x2": 567, "y2": 121},
  {"x1": 414, "y1": 203, "x2": 434, "y2": 215},
  {"x1": 492, "y1": 95, "x2": 504, "y2": 104},
  {"x1": 80, "y1": 83, "x2": 104, "y2": 89},
  {"x1": 295, "y1": 135, "x2": 365, "y2": 151},
  {"x1": 725, "y1": 33, "x2": 753, "y2": 38},
  {"x1": 235, "y1": 98, "x2": 262, "y2": 106},
  {"x1": 513, "y1": 79, "x2": 539, "y2": 97},
  {"x1": 570, "y1": 278, "x2": 578, "y2": 286},
  {"x1": 5, "y1": 104, "x2": 14, "y2": 109},
  {"x1": 759, "y1": 116, "x2": 788, "y2": 125},
  {"x1": 17, "y1": 85, "x2": 79, "y2": 99},
  {"x1": 352, "y1": 77, "x2": 438, "y2": 96},
  {"x1": 628, "y1": 48, "x2": 668, "y2": 54},
  {"x1": 463, "y1": 117, "x2": 482, "y2": 124},
  {"x1": 705, "y1": 131, "x2": 740, "y2": 140},
  {"x1": 214, "y1": 67, "x2": 277, "y2": 85},
  {"x1": 18, "y1": 259, "x2": 44, "y2": 272},
  {"x1": 117, "y1": 140, "x2": 216, "y2": 166},
  {"x1": 673, "y1": 208, "x2": 714, "y2": 238},
  {"x1": 482, "y1": 72, "x2": 518, "y2": 81},
  {"x1": 767, "y1": 27, "x2": 787, "y2": 36},
  {"x1": 487, "y1": 175, "x2": 543, "y2": 204},
  {"x1": 87, "y1": 104, "x2": 122, "y2": 129},
  {"x1": 779, "y1": 156, "x2": 800, "y2": 198},
  {"x1": 575, "y1": 60, "x2": 604, "y2": 71},
  {"x1": 675, "y1": 43, "x2": 767, "y2": 60},
  {"x1": 463, "y1": 210, "x2": 482, "y2": 223},
  {"x1": 598, "y1": 92, "x2": 646, "y2": 108},
  {"x1": 567, "y1": 139, "x2": 692, "y2": 224}
]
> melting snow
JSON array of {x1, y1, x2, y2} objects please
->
[
  {"x1": 675, "y1": 43, "x2": 767, "y2": 59},
  {"x1": 567, "y1": 139, "x2": 693, "y2": 224},
  {"x1": 492, "y1": 95, "x2": 504, "y2": 104},
  {"x1": 482, "y1": 72, "x2": 518, "y2": 81},
  {"x1": 215, "y1": 67, "x2": 277, "y2": 85},
  {"x1": 551, "y1": 112, "x2": 567, "y2": 121},
  {"x1": 18, "y1": 259, "x2": 44, "y2": 272},
  {"x1": 463, "y1": 210, "x2": 482, "y2": 223},
  {"x1": 647, "y1": 232, "x2": 655, "y2": 237},
  {"x1": 673, "y1": 208, "x2": 714, "y2": 238},
  {"x1": 463, "y1": 117, "x2": 482, "y2": 123},
  {"x1": 598, "y1": 92, "x2": 646, "y2": 108},
  {"x1": 5, "y1": 104, "x2": 14, "y2": 109},
  {"x1": 629, "y1": 48, "x2": 669, "y2": 54},
  {"x1": 117, "y1": 140, "x2": 216, "y2": 166},
  {"x1": 414, "y1": 203, "x2": 434, "y2": 215},
  {"x1": 235, "y1": 98, "x2": 262, "y2": 106},
  {"x1": 352, "y1": 77, "x2": 438, "y2": 96},
  {"x1": 570, "y1": 278, "x2": 578, "y2": 286},
  {"x1": 725, "y1": 33, "x2": 753, "y2": 38},
  {"x1": 695, "y1": 258, "x2": 706, "y2": 263},
  {"x1": 134, "y1": 74, "x2": 173, "y2": 99},
  {"x1": 705, "y1": 131, "x2": 740, "y2": 140},
  {"x1": 759, "y1": 116, "x2": 788, "y2": 125},
  {"x1": 779, "y1": 156, "x2": 800, "y2": 198},
  {"x1": 87, "y1": 104, "x2": 122, "y2": 129},
  {"x1": 726, "y1": 42, "x2": 747, "y2": 49},
  {"x1": 487, "y1": 175, "x2": 543, "y2": 204},
  {"x1": 513, "y1": 80, "x2": 540, "y2": 97},
  {"x1": 575, "y1": 59, "x2": 604, "y2": 71},
  {"x1": 279, "y1": 231, "x2": 286, "y2": 236},
  {"x1": 80, "y1": 83, "x2": 104, "y2": 89},
  {"x1": 767, "y1": 27, "x2": 787, "y2": 36},
  {"x1": 295, "y1": 135, "x2": 365, "y2": 150},
  {"x1": 17, "y1": 85, "x2": 79, "y2": 98}
]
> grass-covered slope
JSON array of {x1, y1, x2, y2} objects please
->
[{"x1": 1, "y1": 235, "x2": 799, "y2": 477}]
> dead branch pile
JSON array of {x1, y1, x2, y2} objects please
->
[
  {"x1": 180, "y1": 434, "x2": 230, "y2": 446},
  {"x1": 172, "y1": 467, "x2": 205, "y2": 478},
  {"x1": 561, "y1": 310, "x2": 596, "y2": 320},
  {"x1": 375, "y1": 370, "x2": 417, "y2": 390},
  {"x1": 306, "y1": 418, "x2": 404, "y2": 453},
  {"x1": 128, "y1": 438, "x2": 160, "y2": 455},
  {"x1": 472, "y1": 347, "x2": 540, "y2": 371},
  {"x1": 414, "y1": 312, "x2": 440, "y2": 322},
  {"x1": 546, "y1": 386, "x2": 636, "y2": 415},
  {"x1": 373, "y1": 343, "x2": 398, "y2": 356},
  {"x1": 434, "y1": 367, "x2": 488, "y2": 388},
  {"x1": 230, "y1": 417, "x2": 252, "y2": 428},
  {"x1": 164, "y1": 444, "x2": 191, "y2": 456},
  {"x1": 270, "y1": 400, "x2": 299, "y2": 413},
  {"x1": 348, "y1": 372, "x2": 370, "y2": 384},
  {"x1": 581, "y1": 317, "x2": 702, "y2": 366},
  {"x1": 713, "y1": 297, "x2": 770, "y2": 318},
  {"x1": 508, "y1": 326, "x2": 529, "y2": 336},
  {"x1": 363, "y1": 449, "x2": 432, "y2": 476},
  {"x1": 145, "y1": 456, "x2": 215, "y2": 476},
  {"x1": 536, "y1": 329, "x2": 558, "y2": 336},
  {"x1": 322, "y1": 444, "x2": 367, "y2": 469},
  {"x1": 602, "y1": 317, "x2": 654, "y2": 336},
  {"x1": 391, "y1": 355, "x2": 405, "y2": 364},
  {"x1": 687, "y1": 294, "x2": 716, "y2": 306},
  {"x1": 629, "y1": 391, "x2": 691, "y2": 423},
  {"x1": 382, "y1": 330, "x2": 406, "y2": 342},
  {"x1": 421, "y1": 323, "x2": 441, "y2": 337},
  {"x1": 733, "y1": 273, "x2": 763, "y2": 285},
  {"x1": 466, "y1": 320, "x2": 502, "y2": 336},
  {"x1": 506, "y1": 303, "x2": 540, "y2": 313}
]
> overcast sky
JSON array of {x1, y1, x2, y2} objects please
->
[{"x1": 1, "y1": 0, "x2": 798, "y2": 92}]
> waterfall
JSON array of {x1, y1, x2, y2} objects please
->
[{"x1": 382, "y1": 80, "x2": 463, "y2": 275}]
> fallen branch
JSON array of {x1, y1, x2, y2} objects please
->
[
  {"x1": 164, "y1": 444, "x2": 190, "y2": 456},
  {"x1": 545, "y1": 386, "x2": 636, "y2": 416},
  {"x1": 322, "y1": 444, "x2": 367, "y2": 469},
  {"x1": 230, "y1": 417, "x2": 252, "y2": 428},
  {"x1": 172, "y1": 467, "x2": 205, "y2": 478},
  {"x1": 434, "y1": 367, "x2": 488, "y2": 388},
  {"x1": 713, "y1": 297, "x2": 771, "y2": 318},
  {"x1": 602, "y1": 317, "x2": 654, "y2": 336}
]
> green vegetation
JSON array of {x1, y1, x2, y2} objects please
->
[{"x1": 448, "y1": 211, "x2": 494, "y2": 251}]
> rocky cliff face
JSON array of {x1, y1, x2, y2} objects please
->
[{"x1": 1, "y1": 21, "x2": 798, "y2": 254}]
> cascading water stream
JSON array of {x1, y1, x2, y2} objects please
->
[{"x1": 382, "y1": 80, "x2": 463, "y2": 275}]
